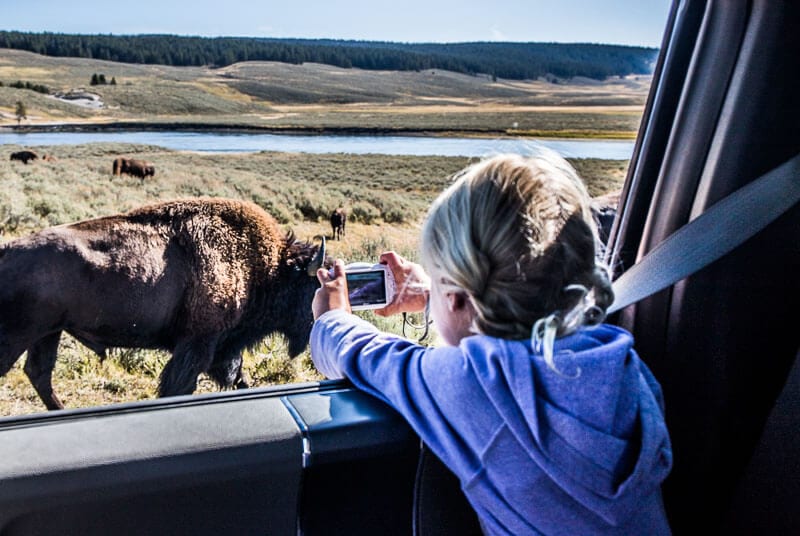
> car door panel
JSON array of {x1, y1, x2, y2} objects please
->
[
  {"x1": 0, "y1": 381, "x2": 419, "y2": 535},
  {"x1": 288, "y1": 385, "x2": 420, "y2": 535},
  {"x1": 0, "y1": 391, "x2": 303, "y2": 534}
]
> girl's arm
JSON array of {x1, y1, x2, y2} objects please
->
[{"x1": 310, "y1": 309, "x2": 479, "y2": 474}]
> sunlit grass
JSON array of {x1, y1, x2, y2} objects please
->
[{"x1": 0, "y1": 48, "x2": 648, "y2": 136}]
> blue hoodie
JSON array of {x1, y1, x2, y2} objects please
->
[{"x1": 311, "y1": 309, "x2": 673, "y2": 535}]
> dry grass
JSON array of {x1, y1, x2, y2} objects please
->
[
  {"x1": 0, "y1": 144, "x2": 625, "y2": 238},
  {"x1": 0, "y1": 144, "x2": 475, "y2": 236},
  {"x1": 0, "y1": 48, "x2": 649, "y2": 138}
]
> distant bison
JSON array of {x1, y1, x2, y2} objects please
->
[
  {"x1": 113, "y1": 157, "x2": 155, "y2": 179},
  {"x1": 0, "y1": 198, "x2": 327, "y2": 410},
  {"x1": 10, "y1": 150, "x2": 38, "y2": 164},
  {"x1": 330, "y1": 208, "x2": 346, "y2": 240},
  {"x1": 591, "y1": 190, "x2": 621, "y2": 244}
]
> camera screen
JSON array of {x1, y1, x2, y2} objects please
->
[{"x1": 347, "y1": 270, "x2": 387, "y2": 306}]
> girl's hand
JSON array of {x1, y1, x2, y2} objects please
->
[
  {"x1": 374, "y1": 251, "x2": 431, "y2": 317},
  {"x1": 313, "y1": 259, "x2": 351, "y2": 319}
]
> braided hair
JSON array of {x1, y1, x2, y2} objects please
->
[{"x1": 420, "y1": 152, "x2": 613, "y2": 371}]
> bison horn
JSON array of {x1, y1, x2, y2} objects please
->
[{"x1": 308, "y1": 236, "x2": 326, "y2": 276}]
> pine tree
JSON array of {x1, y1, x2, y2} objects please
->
[
  {"x1": 15, "y1": 101, "x2": 26, "y2": 126},
  {"x1": 90, "y1": 73, "x2": 99, "y2": 85}
]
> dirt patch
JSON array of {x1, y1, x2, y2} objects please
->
[{"x1": 51, "y1": 89, "x2": 104, "y2": 109}]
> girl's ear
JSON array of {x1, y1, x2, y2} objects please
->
[{"x1": 447, "y1": 291, "x2": 468, "y2": 312}]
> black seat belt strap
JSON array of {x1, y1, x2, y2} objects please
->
[{"x1": 609, "y1": 152, "x2": 800, "y2": 314}]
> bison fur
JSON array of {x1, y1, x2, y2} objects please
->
[{"x1": 0, "y1": 198, "x2": 327, "y2": 410}]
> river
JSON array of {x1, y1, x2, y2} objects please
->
[{"x1": 0, "y1": 131, "x2": 634, "y2": 160}]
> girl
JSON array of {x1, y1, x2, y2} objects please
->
[{"x1": 311, "y1": 153, "x2": 672, "y2": 535}]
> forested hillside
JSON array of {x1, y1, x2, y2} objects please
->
[{"x1": 0, "y1": 31, "x2": 657, "y2": 80}]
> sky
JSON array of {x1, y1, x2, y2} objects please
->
[{"x1": 0, "y1": 0, "x2": 671, "y2": 48}]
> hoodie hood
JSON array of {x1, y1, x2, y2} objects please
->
[{"x1": 461, "y1": 323, "x2": 673, "y2": 526}]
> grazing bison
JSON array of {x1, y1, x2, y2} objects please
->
[
  {"x1": 10, "y1": 150, "x2": 39, "y2": 164},
  {"x1": 330, "y1": 208, "x2": 346, "y2": 240},
  {"x1": 0, "y1": 198, "x2": 327, "y2": 410},
  {"x1": 113, "y1": 157, "x2": 155, "y2": 179}
]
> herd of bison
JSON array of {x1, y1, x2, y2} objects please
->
[
  {"x1": 10, "y1": 149, "x2": 155, "y2": 179},
  {"x1": 10, "y1": 148, "x2": 349, "y2": 236}
]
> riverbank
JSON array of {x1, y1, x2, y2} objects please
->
[
  {"x1": 0, "y1": 129, "x2": 636, "y2": 159},
  {"x1": 0, "y1": 117, "x2": 639, "y2": 140},
  {"x1": 1, "y1": 120, "x2": 514, "y2": 138}
]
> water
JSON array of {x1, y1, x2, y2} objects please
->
[{"x1": 0, "y1": 130, "x2": 634, "y2": 160}]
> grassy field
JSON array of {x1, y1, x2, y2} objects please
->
[
  {"x1": 0, "y1": 143, "x2": 627, "y2": 415},
  {"x1": 0, "y1": 48, "x2": 650, "y2": 138},
  {"x1": 0, "y1": 143, "x2": 627, "y2": 239}
]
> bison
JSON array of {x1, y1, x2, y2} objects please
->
[
  {"x1": 0, "y1": 198, "x2": 327, "y2": 410},
  {"x1": 10, "y1": 150, "x2": 39, "y2": 164},
  {"x1": 591, "y1": 190, "x2": 621, "y2": 244},
  {"x1": 330, "y1": 208, "x2": 346, "y2": 240},
  {"x1": 113, "y1": 157, "x2": 155, "y2": 179}
]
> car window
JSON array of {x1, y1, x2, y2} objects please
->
[{"x1": 0, "y1": 1, "x2": 671, "y2": 415}]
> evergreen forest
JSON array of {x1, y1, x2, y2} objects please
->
[{"x1": 0, "y1": 31, "x2": 658, "y2": 80}]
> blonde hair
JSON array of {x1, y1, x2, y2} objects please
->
[{"x1": 420, "y1": 153, "x2": 613, "y2": 368}]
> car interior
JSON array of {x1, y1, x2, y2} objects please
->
[
  {"x1": 607, "y1": 1, "x2": 799, "y2": 533},
  {"x1": 0, "y1": 0, "x2": 797, "y2": 534}
]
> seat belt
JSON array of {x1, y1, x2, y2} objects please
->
[{"x1": 609, "y1": 152, "x2": 800, "y2": 314}]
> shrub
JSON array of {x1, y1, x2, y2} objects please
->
[
  {"x1": 109, "y1": 348, "x2": 168, "y2": 378},
  {"x1": 350, "y1": 202, "x2": 380, "y2": 224},
  {"x1": 357, "y1": 235, "x2": 392, "y2": 258},
  {"x1": 30, "y1": 199, "x2": 53, "y2": 218},
  {"x1": 8, "y1": 80, "x2": 49, "y2": 94},
  {"x1": 252, "y1": 194, "x2": 295, "y2": 224},
  {"x1": 296, "y1": 197, "x2": 323, "y2": 221}
]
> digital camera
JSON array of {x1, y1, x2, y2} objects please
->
[{"x1": 341, "y1": 263, "x2": 396, "y2": 311}]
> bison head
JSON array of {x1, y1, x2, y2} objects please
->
[{"x1": 276, "y1": 235, "x2": 329, "y2": 357}]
